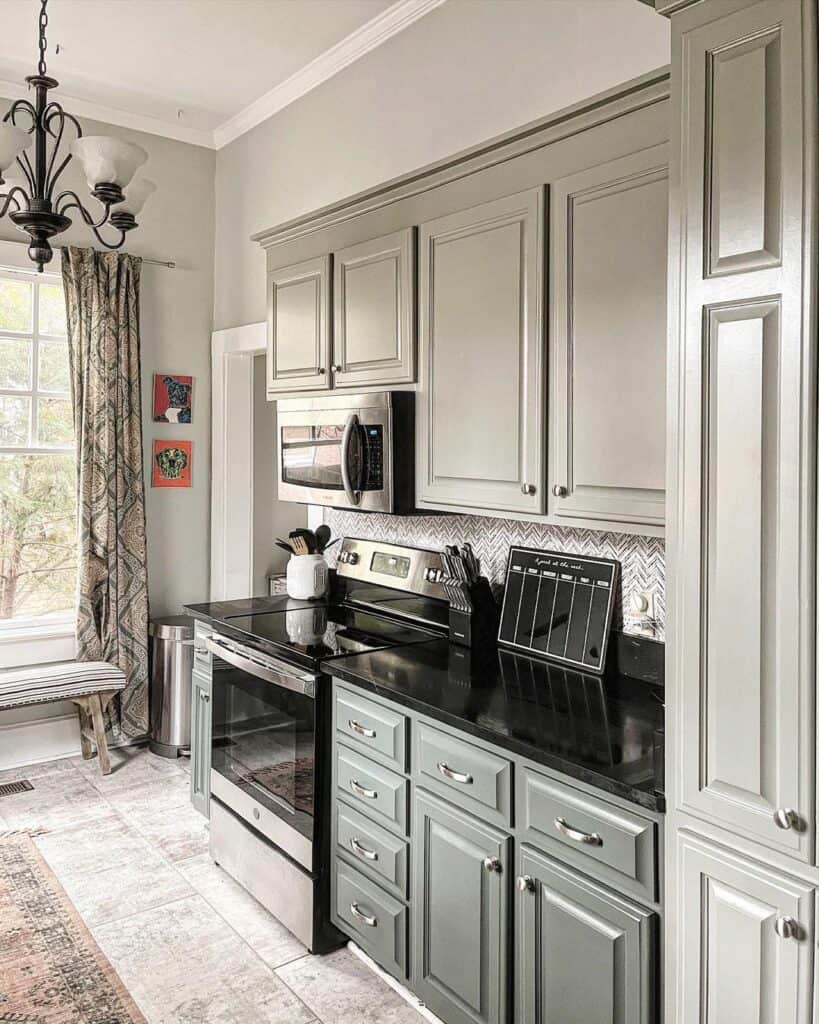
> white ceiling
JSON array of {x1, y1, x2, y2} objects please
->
[{"x1": 0, "y1": 0, "x2": 443, "y2": 148}]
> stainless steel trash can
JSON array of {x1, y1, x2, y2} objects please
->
[{"x1": 149, "y1": 615, "x2": 194, "y2": 758}]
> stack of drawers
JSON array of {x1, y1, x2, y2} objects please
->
[{"x1": 332, "y1": 685, "x2": 411, "y2": 978}]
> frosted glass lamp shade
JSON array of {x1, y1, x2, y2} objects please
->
[
  {"x1": 119, "y1": 178, "x2": 156, "y2": 216},
  {"x1": 0, "y1": 124, "x2": 32, "y2": 173},
  {"x1": 71, "y1": 136, "x2": 148, "y2": 189}
]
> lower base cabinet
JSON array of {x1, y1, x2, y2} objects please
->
[
  {"x1": 678, "y1": 832, "x2": 813, "y2": 1024},
  {"x1": 190, "y1": 668, "x2": 211, "y2": 817},
  {"x1": 412, "y1": 789, "x2": 510, "y2": 1024},
  {"x1": 517, "y1": 845, "x2": 656, "y2": 1024}
]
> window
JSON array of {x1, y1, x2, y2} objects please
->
[{"x1": 0, "y1": 267, "x2": 76, "y2": 633}]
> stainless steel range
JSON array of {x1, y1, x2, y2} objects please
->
[{"x1": 205, "y1": 538, "x2": 449, "y2": 953}]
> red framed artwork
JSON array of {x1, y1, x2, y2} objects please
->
[
  {"x1": 152, "y1": 439, "x2": 192, "y2": 488},
  {"x1": 153, "y1": 373, "x2": 193, "y2": 423}
]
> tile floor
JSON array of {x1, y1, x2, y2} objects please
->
[{"x1": 0, "y1": 745, "x2": 427, "y2": 1024}]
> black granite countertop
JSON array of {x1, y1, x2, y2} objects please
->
[
  {"x1": 325, "y1": 639, "x2": 665, "y2": 812},
  {"x1": 185, "y1": 595, "x2": 322, "y2": 623}
]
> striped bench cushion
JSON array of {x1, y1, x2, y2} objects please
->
[{"x1": 0, "y1": 661, "x2": 126, "y2": 710}]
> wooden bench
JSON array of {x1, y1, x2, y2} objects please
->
[{"x1": 0, "y1": 661, "x2": 126, "y2": 775}]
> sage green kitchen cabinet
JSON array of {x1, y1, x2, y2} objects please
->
[
  {"x1": 517, "y1": 844, "x2": 656, "y2": 1024},
  {"x1": 332, "y1": 228, "x2": 415, "y2": 389},
  {"x1": 416, "y1": 189, "x2": 544, "y2": 516},
  {"x1": 266, "y1": 255, "x2": 331, "y2": 396},
  {"x1": 190, "y1": 666, "x2": 212, "y2": 818},
  {"x1": 412, "y1": 788, "x2": 510, "y2": 1024},
  {"x1": 549, "y1": 145, "x2": 668, "y2": 528},
  {"x1": 677, "y1": 832, "x2": 813, "y2": 1024},
  {"x1": 669, "y1": 0, "x2": 816, "y2": 864}
]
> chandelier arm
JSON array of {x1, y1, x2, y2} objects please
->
[
  {"x1": 0, "y1": 187, "x2": 27, "y2": 217},
  {"x1": 55, "y1": 189, "x2": 114, "y2": 230},
  {"x1": 14, "y1": 152, "x2": 36, "y2": 194},
  {"x1": 43, "y1": 102, "x2": 82, "y2": 140},
  {"x1": 42, "y1": 106, "x2": 67, "y2": 198},
  {"x1": 3, "y1": 98, "x2": 37, "y2": 130},
  {"x1": 88, "y1": 222, "x2": 127, "y2": 251}
]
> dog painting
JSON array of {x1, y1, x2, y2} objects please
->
[
  {"x1": 152, "y1": 439, "x2": 192, "y2": 488},
  {"x1": 153, "y1": 373, "x2": 193, "y2": 423}
]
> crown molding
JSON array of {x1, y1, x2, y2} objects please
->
[
  {"x1": 212, "y1": 0, "x2": 448, "y2": 150},
  {"x1": 0, "y1": 77, "x2": 215, "y2": 149}
]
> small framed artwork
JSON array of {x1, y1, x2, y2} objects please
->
[
  {"x1": 152, "y1": 439, "x2": 192, "y2": 488},
  {"x1": 153, "y1": 373, "x2": 193, "y2": 423}
]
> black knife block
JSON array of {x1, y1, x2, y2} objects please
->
[{"x1": 448, "y1": 577, "x2": 499, "y2": 648}]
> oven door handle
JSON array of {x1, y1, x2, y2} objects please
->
[
  {"x1": 205, "y1": 636, "x2": 317, "y2": 698},
  {"x1": 340, "y1": 412, "x2": 362, "y2": 507}
]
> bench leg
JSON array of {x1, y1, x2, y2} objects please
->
[
  {"x1": 77, "y1": 704, "x2": 94, "y2": 760},
  {"x1": 87, "y1": 694, "x2": 112, "y2": 776}
]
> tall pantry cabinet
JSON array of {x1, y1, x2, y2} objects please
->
[{"x1": 660, "y1": 0, "x2": 818, "y2": 1022}]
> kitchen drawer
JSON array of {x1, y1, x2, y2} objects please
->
[
  {"x1": 334, "y1": 685, "x2": 407, "y2": 773},
  {"x1": 193, "y1": 619, "x2": 212, "y2": 671},
  {"x1": 336, "y1": 798, "x2": 409, "y2": 899},
  {"x1": 335, "y1": 860, "x2": 408, "y2": 980},
  {"x1": 413, "y1": 721, "x2": 512, "y2": 827},
  {"x1": 518, "y1": 766, "x2": 657, "y2": 903},
  {"x1": 337, "y1": 745, "x2": 408, "y2": 836}
]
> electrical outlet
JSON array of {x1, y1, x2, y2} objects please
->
[{"x1": 630, "y1": 590, "x2": 655, "y2": 621}]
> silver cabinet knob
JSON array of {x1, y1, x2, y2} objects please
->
[
  {"x1": 517, "y1": 875, "x2": 535, "y2": 893},
  {"x1": 775, "y1": 916, "x2": 799, "y2": 940},
  {"x1": 318, "y1": 367, "x2": 326, "y2": 374},
  {"x1": 552, "y1": 484, "x2": 567, "y2": 497},
  {"x1": 200, "y1": 692, "x2": 210, "y2": 704},
  {"x1": 521, "y1": 483, "x2": 536, "y2": 496},
  {"x1": 482, "y1": 857, "x2": 503, "y2": 874},
  {"x1": 331, "y1": 364, "x2": 341, "y2": 372},
  {"x1": 773, "y1": 808, "x2": 800, "y2": 831}
]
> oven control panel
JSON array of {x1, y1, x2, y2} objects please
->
[{"x1": 335, "y1": 537, "x2": 447, "y2": 600}]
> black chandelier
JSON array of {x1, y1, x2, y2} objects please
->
[{"x1": 0, "y1": 0, "x2": 155, "y2": 271}]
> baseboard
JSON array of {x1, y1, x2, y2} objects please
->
[
  {"x1": 347, "y1": 941, "x2": 444, "y2": 1024},
  {"x1": 0, "y1": 712, "x2": 82, "y2": 771}
]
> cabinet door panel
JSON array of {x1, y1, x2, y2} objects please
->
[
  {"x1": 675, "y1": 0, "x2": 814, "y2": 862},
  {"x1": 333, "y1": 228, "x2": 415, "y2": 388},
  {"x1": 417, "y1": 190, "x2": 544, "y2": 514},
  {"x1": 266, "y1": 256, "x2": 330, "y2": 395},
  {"x1": 678, "y1": 832, "x2": 813, "y2": 1024},
  {"x1": 550, "y1": 145, "x2": 667, "y2": 526},
  {"x1": 190, "y1": 669, "x2": 211, "y2": 818},
  {"x1": 517, "y1": 845, "x2": 655, "y2": 1024},
  {"x1": 412, "y1": 789, "x2": 509, "y2": 1024}
]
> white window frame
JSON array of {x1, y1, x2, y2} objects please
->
[{"x1": 0, "y1": 239, "x2": 76, "y2": 666}]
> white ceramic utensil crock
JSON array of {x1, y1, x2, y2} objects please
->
[{"x1": 286, "y1": 554, "x2": 329, "y2": 600}]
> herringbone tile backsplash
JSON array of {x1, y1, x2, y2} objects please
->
[{"x1": 324, "y1": 510, "x2": 665, "y2": 640}]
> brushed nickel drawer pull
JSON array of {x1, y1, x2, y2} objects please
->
[
  {"x1": 437, "y1": 761, "x2": 473, "y2": 785},
  {"x1": 350, "y1": 837, "x2": 378, "y2": 862},
  {"x1": 349, "y1": 719, "x2": 376, "y2": 739},
  {"x1": 349, "y1": 779, "x2": 378, "y2": 800},
  {"x1": 350, "y1": 901, "x2": 377, "y2": 927},
  {"x1": 554, "y1": 816, "x2": 603, "y2": 846}
]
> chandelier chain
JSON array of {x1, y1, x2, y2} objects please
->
[{"x1": 38, "y1": 0, "x2": 48, "y2": 77}]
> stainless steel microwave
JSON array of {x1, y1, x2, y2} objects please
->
[{"x1": 276, "y1": 392, "x2": 416, "y2": 513}]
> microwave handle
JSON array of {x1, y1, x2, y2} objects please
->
[{"x1": 341, "y1": 413, "x2": 362, "y2": 507}]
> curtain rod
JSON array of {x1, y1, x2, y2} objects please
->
[{"x1": 143, "y1": 258, "x2": 176, "y2": 268}]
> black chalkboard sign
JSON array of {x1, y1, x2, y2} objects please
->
[{"x1": 497, "y1": 547, "x2": 619, "y2": 674}]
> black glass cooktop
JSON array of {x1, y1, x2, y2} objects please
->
[{"x1": 223, "y1": 604, "x2": 438, "y2": 666}]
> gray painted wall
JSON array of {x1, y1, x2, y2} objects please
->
[
  {"x1": 213, "y1": 0, "x2": 670, "y2": 330},
  {"x1": 0, "y1": 101, "x2": 215, "y2": 617}
]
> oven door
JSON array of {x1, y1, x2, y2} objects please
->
[
  {"x1": 276, "y1": 405, "x2": 393, "y2": 511},
  {"x1": 206, "y1": 634, "x2": 319, "y2": 870}
]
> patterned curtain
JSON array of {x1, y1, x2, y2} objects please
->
[{"x1": 61, "y1": 247, "x2": 149, "y2": 739}]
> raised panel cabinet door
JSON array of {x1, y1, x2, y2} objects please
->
[
  {"x1": 673, "y1": 0, "x2": 815, "y2": 862},
  {"x1": 412, "y1": 789, "x2": 510, "y2": 1024},
  {"x1": 549, "y1": 144, "x2": 668, "y2": 527},
  {"x1": 266, "y1": 255, "x2": 330, "y2": 395},
  {"x1": 417, "y1": 189, "x2": 544, "y2": 515},
  {"x1": 190, "y1": 670, "x2": 211, "y2": 818},
  {"x1": 677, "y1": 832, "x2": 813, "y2": 1024},
  {"x1": 517, "y1": 845, "x2": 656, "y2": 1024},
  {"x1": 332, "y1": 228, "x2": 415, "y2": 388}
]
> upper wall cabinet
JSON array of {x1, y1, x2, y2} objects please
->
[
  {"x1": 549, "y1": 145, "x2": 668, "y2": 527},
  {"x1": 333, "y1": 228, "x2": 415, "y2": 389},
  {"x1": 416, "y1": 189, "x2": 544, "y2": 516},
  {"x1": 266, "y1": 255, "x2": 331, "y2": 396}
]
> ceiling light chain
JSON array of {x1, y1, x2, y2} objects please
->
[{"x1": 0, "y1": 0, "x2": 156, "y2": 271}]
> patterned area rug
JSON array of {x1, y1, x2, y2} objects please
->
[{"x1": 0, "y1": 835, "x2": 146, "y2": 1023}]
